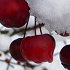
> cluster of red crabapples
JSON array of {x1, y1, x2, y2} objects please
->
[
  {"x1": 10, "y1": 34, "x2": 55, "y2": 63},
  {"x1": 0, "y1": 0, "x2": 56, "y2": 64},
  {"x1": 0, "y1": 0, "x2": 70, "y2": 68}
]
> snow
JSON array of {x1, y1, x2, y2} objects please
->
[
  {"x1": 26, "y1": 0, "x2": 70, "y2": 34},
  {"x1": 0, "y1": 34, "x2": 11, "y2": 51}
]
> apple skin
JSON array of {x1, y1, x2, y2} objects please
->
[
  {"x1": 10, "y1": 38, "x2": 26, "y2": 62},
  {"x1": 60, "y1": 45, "x2": 70, "y2": 65},
  {"x1": 0, "y1": 0, "x2": 30, "y2": 28},
  {"x1": 0, "y1": 0, "x2": 19, "y2": 18},
  {"x1": 20, "y1": 34, "x2": 55, "y2": 63}
]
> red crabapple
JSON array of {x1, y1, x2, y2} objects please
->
[
  {"x1": 60, "y1": 45, "x2": 70, "y2": 69},
  {"x1": 0, "y1": 0, "x2": 30, "y2": 28},
  {"x1": 10, "y1": 38, "x2": 26, "y2": 62},
  {"x1": 20, "y1": 34, "x2": 55, "y2": 63}
]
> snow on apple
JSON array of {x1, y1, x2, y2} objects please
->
[{"x1": 26, "y1": 0, "x2": 70, "y2": 34}]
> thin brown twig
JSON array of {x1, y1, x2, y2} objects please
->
[
  {"x1": 6, "y1": 23, "x2": 44, "y2": 36},
  {"x1": 6, "y1": 57, "x2": 12, "y2": 70},
  {"x1": 0, "y1": 59, "x2": 25, "y2": 67}
]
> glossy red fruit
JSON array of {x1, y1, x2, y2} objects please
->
[
  {"x1": 60, "y1": 45, "x2": 70, "y2": 65},
  {"x1": 0, "y1": 0, "x2": 18, "y2": 18},
  {"x1": 0, "y1": 0, "x2": 30, "y2": 28},
  {"x1": 20, "y1": 34, "x2": 55, "y2": 63},
  {"x1": 10, "y1": 38, "x2": 26, "y2": 62}
]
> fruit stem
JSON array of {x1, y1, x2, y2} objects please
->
[
  {"x1": 39, "y1": 23, "x2": 42, "y2": 35},
  {"x1": 34, "y1": 17, "x2": 37, "y2": 36},
  {"x1": 24, "y1": 22, "x2": 29, "y2": 38}
]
